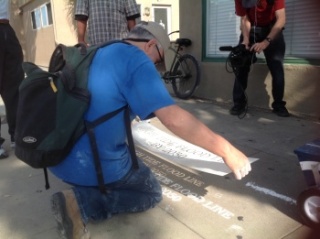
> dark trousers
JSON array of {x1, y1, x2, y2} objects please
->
[
  {"x1": 232, "y1": 30, "x2": 286, "y2": 109},
  {"x1": 0, "y1": 23, "x2": 24, "y2": 144}
]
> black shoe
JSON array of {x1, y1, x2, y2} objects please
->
[
  {"x1": 11, "y1": 136, "x2": 16, "y2": 148},
  {"x1": 230, "y1": 105, "x2": 246, "y2": 115},
  {"x1": 273, "y1": 106, "x2": 290, "y2": 117}
]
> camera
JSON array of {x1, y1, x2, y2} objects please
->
[{"x1": 220, "y1": 44, "x2": 256, "y2": 73}]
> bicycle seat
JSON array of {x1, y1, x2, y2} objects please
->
[{"x1": 175, "y1": 38, "x2": 192, "y2": 47}]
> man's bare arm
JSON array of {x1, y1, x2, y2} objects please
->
[
  {"x1": 266, "y1": 8, "x2": 286, "y2": 41},
  {"x1": 240, "y1": 15, "x2": 252, "y2": 47},
  {"x1": 155, "y1": 105, "x2": 251, "y2": 180},
  {"x1": 127, "y1": 19, "x2": 136, "y2": 31},
  {"x1": 250, "y1": 8, "x2": 286, "y2": 53},
  {"x1": 76, "y1": 20, "x2": 88, "y2": 45}
]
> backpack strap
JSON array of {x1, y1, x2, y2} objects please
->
[
  {"x1": 91, "y1": 106, "x2": 138, "y2": 169},
  {"x1": 85, "y1": 121, "x2": 106, "y2": 193},
  {"x1": 43, "y1": 167, "x2": 50, "y2": 190},
  {"x1": 124, "y1": 107, "x2": 139, "y2": 169},
  {"x1": 85, "y1": 105, "x2": 138, "y2": 194},
  {"x1": 48, "y1": 44, "x2": 65, "y2": 73},
  {"x1": 97, "y1": 39, "x2": 131, "y2": 49}
]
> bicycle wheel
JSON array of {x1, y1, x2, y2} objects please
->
[{"x1": 171, "y1": 54, "x2": 200, "y2": 99}]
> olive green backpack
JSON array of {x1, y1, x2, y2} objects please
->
[{"x1": 15, "y1": 41, "x2": 138, "y2": 193}]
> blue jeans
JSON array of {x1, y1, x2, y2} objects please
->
[
  {"x1": 233, "y1": 30, "x2": 286, "y2": 109},
  {"x1": 72, "y1": 159, "x2": 162, "y2": 223}
]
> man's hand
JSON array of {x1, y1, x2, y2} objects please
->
[
  {"x1": 222, "y1": 146, "x2": 252, "y2": 180},
  {"x1": 250, "y1": 40, "x2": 270, "y2": 54},
  {"x1": 250, "y1": 8, "x2": 285, "y2": 54},
  {"x1": 155, "y1": 105, "x2": 252, "y2": 180}
]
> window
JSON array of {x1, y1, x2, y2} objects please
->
[
  {"x1": 31, "y1": 8, "x2": 41, "y2": 29},
  {"x1": 284, "y1": 0, "x2": 320, "y2": 59},
  {"x1": 205, "y1": 0, "x2": 320, "y2": 61},
  {"x1": 152, "y1": 5, "x2": 172, "y2": 35},
  {"x1": 31, "y1": 3, "x2": 53, "y2": 30},
  {"x1": 206, "y1": 0, "x2": 241, "y2": 58}
]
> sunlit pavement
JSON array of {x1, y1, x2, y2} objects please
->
[{"x1": 0, "y1": 97, "x2": 319, "y2": 239}]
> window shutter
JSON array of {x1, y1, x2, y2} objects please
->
[
  {"x1": 205, "y1": 0, "x2": 320, "y2": 60},
  {"x1": 206, "y1": 0, "x2": 240, "y2": 57},
  {"x1": 284, "y1": 0, "x2": 320, "y2": 59}
]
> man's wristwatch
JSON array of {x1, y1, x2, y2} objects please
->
[{"x1": 265, "y1": 37, "x2": 272, "y2": 43}]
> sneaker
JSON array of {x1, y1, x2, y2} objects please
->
[
  {"x1": 273, "y1": 106, "x2": 290, "y2": 117},
  {"x1": 51, "y1": 190, "x2": 90, "y2": 239},
  {"x1": 229, "y1": 105, "x2": 246, "y2": 115},
  {"x1": 0, "y1": 147, "x2": 8, "y2": 159},
  {"x1": 10, "y1": 141, "x2": 16, "y2": 149}
]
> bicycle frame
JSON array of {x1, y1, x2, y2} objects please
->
[
  {"x1": 163, "y1": 44, "x2": 184, "y2": 82},
  {"x1": 161, "y1": 31, "x2": 200, "y2": 100}
]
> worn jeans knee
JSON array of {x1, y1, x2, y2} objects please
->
[{"x1": 72, "y1": 159, "x2": 162, "y2": 223}]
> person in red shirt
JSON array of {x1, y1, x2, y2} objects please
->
[{"x1": 230, "y1": 0, "x2": 289, "y2": 117}]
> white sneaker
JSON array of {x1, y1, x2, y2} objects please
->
[
  {"x1": 0, "y1": 147, "x2": 8, "y2": 159},
  {"x1": 10, "y1": 141, "x2": 16, "y2": 149}
]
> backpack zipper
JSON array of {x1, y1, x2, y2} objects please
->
[{"x1": 48, "y1": 77, "x2": 58, "y2": 92}]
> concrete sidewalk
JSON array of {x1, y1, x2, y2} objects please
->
[{"x1": 0, "y1": 98, "x2": 319, "y2": 239}]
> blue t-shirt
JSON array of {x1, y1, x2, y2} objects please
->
[{"x1": 49, "y1": 43, "x2": 174, "y2": 186}]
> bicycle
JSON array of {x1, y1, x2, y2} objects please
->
[{"x1": 161, "y1": 31, "x2": 200, "y2": 99}]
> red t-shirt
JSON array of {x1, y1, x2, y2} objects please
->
[{"x1": 235, "y1": 0, "x2": 285, "y2": 26}]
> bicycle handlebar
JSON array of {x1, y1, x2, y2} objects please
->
[{"x1": 168, "y1": 30, "x2": 180, "y2": 36}]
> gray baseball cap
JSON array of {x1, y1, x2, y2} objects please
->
[{"x1": 139, "y1": 21, "x2": 172, "y2": 71}]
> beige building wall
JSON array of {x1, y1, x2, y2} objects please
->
[
  {"x1": 13, "y1": 0, "x2": 179, "y2": 69},
  {"x1": 179, "y1": 0, "x2": 320, "y2": 119},
  {"x1": 50, "y1": 0, "x2": 78, "y2": 46},
  {"x1": 15, "y1": 0, "x2": 77, "y2": 68}
]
